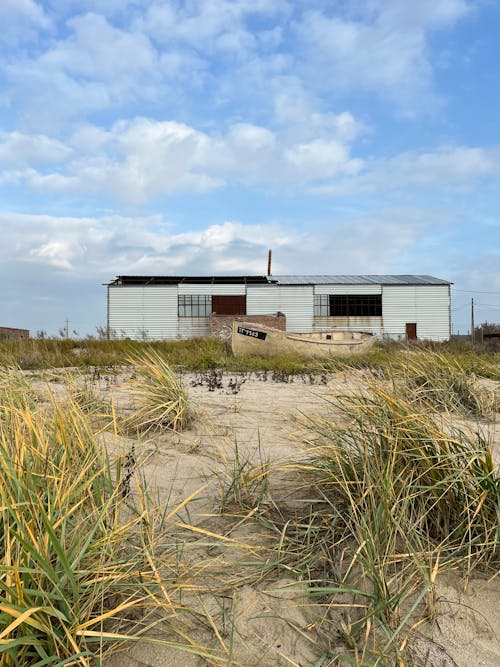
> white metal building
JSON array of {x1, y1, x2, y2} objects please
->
[{"x1": 107, "y1": 275, "x2": 452, "y2": 342}]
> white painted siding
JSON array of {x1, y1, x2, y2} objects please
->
[
  {"x1": 382, "y1": 285, "x2": 450, "y2": 341},
  {"x1": 314, "y1": 284, "x2": 381, "y2": 295},
  {"x1": 247, "y1": 285, "x2": 313, "y2": 332},
  {"x1": 176, "y1": 284, "x2": 244, "y2": 338},
  {"x1": 314, "y1": 316, "x2": 383, "y2": 335},
  {"x1": 108, "y1": 286, "x2": 177, "y2": 339},
  {"x1": 177, "y1": 317, "x2": 210, "y2": 338},
  {"x1": 143, "y1": 287, "x2": 178, "y2": 339},
  {"x1": 312, "y1": 284, "x2": 383, "y2": 334},
  {"x1": 177, "y1": 284, "x2": 246, "y2": 295},
  {"x1": 108, "y1": 281, "x2": 450, "y2": 341}
]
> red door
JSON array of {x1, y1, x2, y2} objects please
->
[
  {"x1": 212, "y1": 295, "x2": 247, "y2": 315},
  {"x1": 406, "y1": 323, "x2": 417, "y2": 340}
]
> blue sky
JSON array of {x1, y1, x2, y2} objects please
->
[{"x1": 0, "y1": 0, "x2": 499, "y2": 336}]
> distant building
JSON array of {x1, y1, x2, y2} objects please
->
[
  {"x1": 0, "y1": 327, "x2": 30, "y2": 341},
  {"x1": 106, "y1": 274, "x2": 452, "y2": 342}
]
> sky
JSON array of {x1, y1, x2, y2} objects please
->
[{"x1": 0, "y1": 0, "x2": 499, "y2": 337}]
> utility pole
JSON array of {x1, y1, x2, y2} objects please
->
[
  {"x1": 471, "y1": 298, "x2": 475, "y2": 344},
  {"x1": 65, "y1": 319, "x2": 69, "y2": 339}
]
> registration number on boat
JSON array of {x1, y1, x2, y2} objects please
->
[{"x1": 237, "y1": 326, "x2": 267, "y2": 340}]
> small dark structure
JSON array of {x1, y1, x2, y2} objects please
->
[
  {"x1": 483, "y1": 332, "x2": 500, "y2": 346},
  {"x1": 0, "y1": 327, "x2": 30, "y2": 341}
]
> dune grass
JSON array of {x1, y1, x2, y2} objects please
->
[
  {"x1": 391, "y1": 350, "x2": 498, "y2": 417},
  {"x1": 1, "y1": 335, "x2": 497, "y2": 379},
  {"x1": 237, "y1": 380, "x2": 499, "y2": 664},
  {"x1": 127, "y1": 349, "x2": 191, "y2": 432},
  {"x1": 0, "y1": 338, "x2": 497, "y2": 665},
  {"x1": 0, "y1": 367, "x2": 232, "y2": 666}
]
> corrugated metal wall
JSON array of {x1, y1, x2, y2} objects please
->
[
  {"x1": 108, "y1": 282, "x2": 450, "y2": 341},
  {"x1": 313, "y1": 316, "x2": 382, "y2": 334},
  {"x1": 109, "y1": 284, "x2": 247, "y2": 340},
  {"x1": 314, "y1": 284, "x2": 382, "y2": 295},
  {"x1": 382, "y1": 285, "x2": 450, "y2": 341},
  {"x1": 176, "y1": 284, "x2": 246, "y2": 338},
  {"x1": 177, "y1": 284, "x2": 246, "y2": 295},
  {"x1": 108, "y1": 286, "x2": 178, "y2": 339},
  {"x1": 313, "y1": 284, "x2": 383, "y2": 334},
  {"x1": 247, "y1": 285, "x2": 314, "y2": 332}
]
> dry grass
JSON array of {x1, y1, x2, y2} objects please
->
[
  {"x1": 214, "y1": 381, "x2": 500, "y2": 667},
  {"x1": 0, "y1": 367, "x2": 234, "y2": 666},
  {"x1": 391, "y1": 351, "x2": 498, "y2": 417},
  {"x1": 2, "y1": 336, "x2": 497, "y2": 380},
  {"x1": 0, "y1": 343, "x2": 498, "y2": 666},
  {"x1": 232, "y1": 379, "x2": 500, "y2": 664},
  {"x1": 126, "y1": 349, "x2": 191, "y2": 432}
]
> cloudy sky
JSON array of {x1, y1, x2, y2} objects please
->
[{"x1": 1, "y1": 0, "x2": 499, "y2": 336}]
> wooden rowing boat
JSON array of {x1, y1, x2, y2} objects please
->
[{"x1": 231, "y1": 322, "x2": 376, "y2": 358}]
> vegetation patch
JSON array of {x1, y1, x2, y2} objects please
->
[
  {"x1": 127, "y1": 348, "x2": 191, "y2": 432},
  {"x1": 0, "y1": 367, "x2": 223, "y2": 666},
  {"x1": 241, "y1": 381, "x2": 499, "y2": 664}
]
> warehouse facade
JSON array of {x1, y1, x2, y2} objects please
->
[{"x1": 107, "y1": 275, "x2": 451, "y2": 342}]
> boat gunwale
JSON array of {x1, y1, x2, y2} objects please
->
[
  {"x1": 234, "y1": 322, "x2": 374, "y2": 346},
  {"x1": 285, "y1": 333, "x2": 373, "y2": 347}
]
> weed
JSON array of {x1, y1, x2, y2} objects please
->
[{"x1": 215, "y1": 440, "x2": 270, "y2": 514}]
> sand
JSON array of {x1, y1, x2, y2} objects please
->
[{"x1": 35, "y1": 368, "x2": 500, "y2": 666}]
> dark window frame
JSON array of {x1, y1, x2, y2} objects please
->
[
  {"x1": 178, "y1": 294, "x2": 212, "y2": 317},
  {"x1": 314, "y1": 294, "x2": 382, "y2": 317}
]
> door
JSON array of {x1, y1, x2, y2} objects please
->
[
  {"x1": 212, "y1": 295, "x2": 247, "y2": 315},
  {"x1": 406, "y1": 323, "x2": 417, "y2": 340}
]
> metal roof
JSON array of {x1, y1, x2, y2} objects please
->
[
  {"x1": 108, "y1": 275, "x2": 270, "y2": 286},
  {"x1": 108, "y1": 274, "x2": 451, "y2": 287},
  {"x1": 268, "y1": 275, "x2": 451, "y2": 286}
]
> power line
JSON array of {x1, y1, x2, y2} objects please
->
[{"x1": 452, "y1": 287, "x2": 500, "y2": 295}]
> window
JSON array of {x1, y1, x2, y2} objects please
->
[
  {"x1": 314, "y1": 294, "x2": 382, "y2": 317},
  {"x1": 178, "y1": 295, "x2": 212, "y2": 317},
  {"x1": 314, "y1": 294, "x2": 330, "y2": 316}
]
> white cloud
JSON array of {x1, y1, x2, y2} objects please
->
[
  {"x1": 313, "y1": 146, "x2": 500, "y2": 196},
  {"x1": 284, "y1": 139, "x2": 363, "y2": 180},
  {"x1": 140, "y1": 0, "x2": 289, "y2": 53},
  {"x1": 374, "y1": 0, "x2": 471, "y2": 30},
  {"x1": 0, "y1": 115, "x2": 363, "y2": 201},
  {"x1": 0, "y1": 0, "x2": 473, "y2": 138},
  {"x1": 295, "y1": 0, "x2": 471, "y2": 110},
  {"x1": 0, "y1": 132, "x2": 71, "y2": 166},
  {"x1": 0, "y1": 0, "x2": 51, "y2": 44},
  {"x1": 5, "y1": 120, "x2": 498, "y2": 203},
  {"x1": 30, "y1": 240, "x2": 78, "y2": 270},
  {"x1": 4, "y1": 13, "x2": 161, "y2": 129},
  {"x1": 0, "y1": 209, "x2": 428, "y2": 280},
  {"x1": 43, "y1": 13, "x2": 157, "y2": 81}
]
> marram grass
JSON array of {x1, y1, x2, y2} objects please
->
[
  {"x1": 0, "y1": 368, "x2": 223, "y2": 666},
  {"x1": 392, "y1": 350, "x2": 498, "y2": 417},
  {"x1": 127, "y1": 349, "x2": 190, "y2": 432},
  {"x1": 254, "y1": 380, "x2": 499, "y2": 665}
]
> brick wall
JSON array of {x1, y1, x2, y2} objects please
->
[
  {"x1": 0, "y1": 327, "x2": 30, "y2": 341},
  {"x1": 210, "y1": 313, "x2": 286, "y2": 340}
]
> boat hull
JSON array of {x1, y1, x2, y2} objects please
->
[{"x1": 231, "y1": 322, "x2": 376, "y2": 358}]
